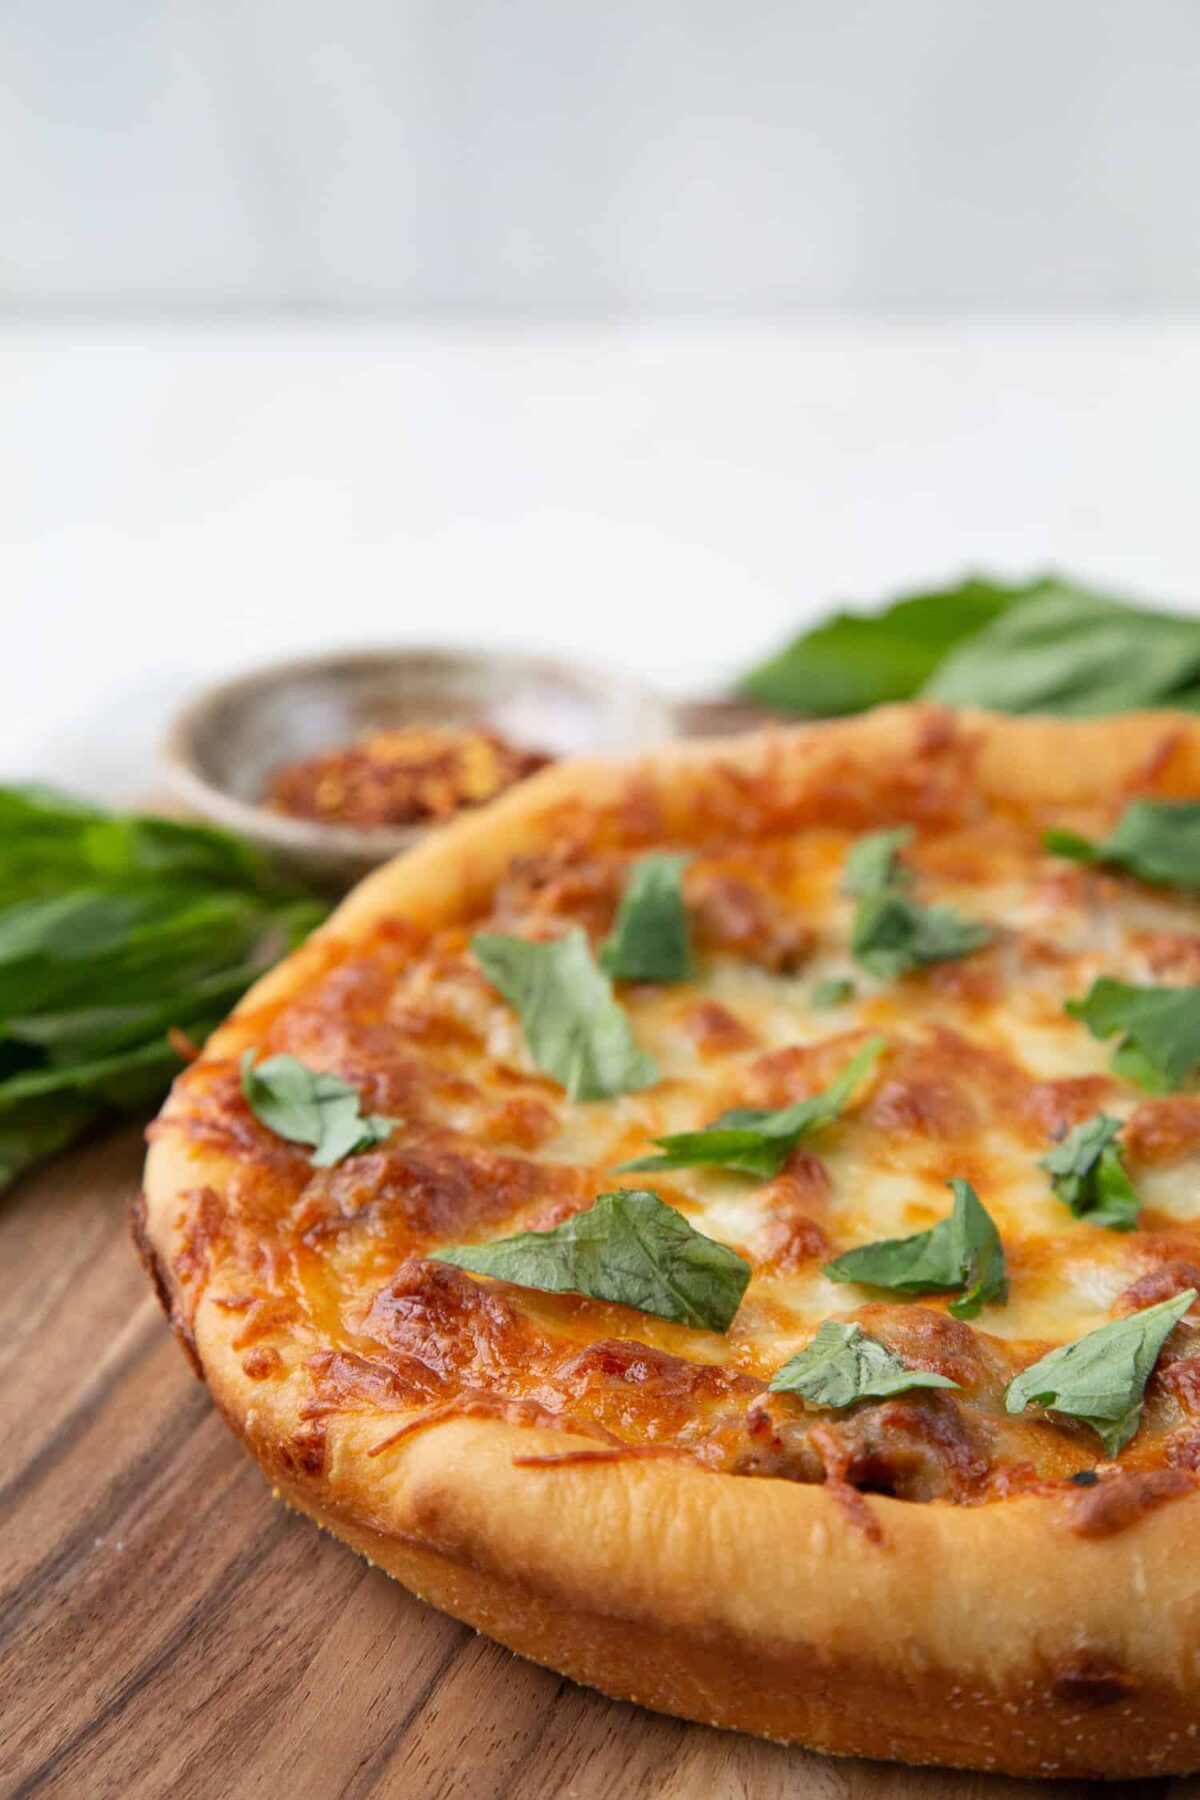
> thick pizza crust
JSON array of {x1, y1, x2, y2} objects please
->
[{"x1": 140, "y1": 706, "x2": 1200, "y2": 1778}]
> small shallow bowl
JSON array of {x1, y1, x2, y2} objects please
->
[{"x1": 164, "y1": 646, "x2": 678, "y2": 887}]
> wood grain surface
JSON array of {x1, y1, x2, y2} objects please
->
[{"x1": 2, "y1": 1123, "x2": 1199, "y2": 1800}]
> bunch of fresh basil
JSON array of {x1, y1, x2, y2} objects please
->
[
  {"x1": 740, "y1": 575, "x2": 1200, "y2": 716},
  {"x1": 0, "y1": 786, "x2": 327, "y2": 1191}
]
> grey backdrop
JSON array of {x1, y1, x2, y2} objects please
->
[{"x1": 4, "y1": 0, "x2": 1199, "y2": 310}]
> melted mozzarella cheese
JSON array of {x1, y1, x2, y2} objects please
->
[{"x1": 416, "y1": 832, "x2": 1200, "y2": 1373}]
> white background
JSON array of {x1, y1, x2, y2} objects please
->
[
  {"x1": 5, "y1": 3, "x2": 1200, "y2": 800},
  {"x1": 5, "y1": 318, "x2": 1200, "y2": 800},
  {"x1": 5, "y1": 0, "x2": 1200, "y2": 309}
]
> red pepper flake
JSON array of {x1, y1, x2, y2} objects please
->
[{"x1": 265, "y1": 725, "x2": 551, "y2": 830}]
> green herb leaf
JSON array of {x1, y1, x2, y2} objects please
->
[
  {"x1": 1065, "y1": 979, "x2": 1200, "y2": 1093},
  {"x1": 741, "y1": 575, "x2": 1200, "y2": 721},
  {"x1": 4, "y1": 946, "x2": 285, "y2": 1064},
  {"x1": 0, "y1": 786, "x2": 288, "y2": 907},
  {"x1": 926, "y1": 582, "x2": 1200, "y2": 714},
  {"x1": 0, "y1": 1091, "x2": 102, "y2": 1190},
  {"x1": 599, "y1": 853, "x2": 692, "y2": 983},
  {"x1": 473, "y1": 928, "x2": 659, "y2": 1100},
  {"x1": 768, "y1": 1319, "x2": 960, "y2": 1407},
  {"x1": 810, "y1": 978, "x2": 855, "y2": 1009},
  {"x1": 241, "y1": 1051, "x2": 398, "y2": 1167},
  {"x1": 842, "y1": 828, "x2": 992, "y2": 980},
  {"x1": 842, "y1": 827, "x2": 913, "y2": 898},
  {"x1": 1045, "y1": 800, "x2": 1200, "y2": 892},
  {"x1": 619, "y1": 1036, "x2": 884, "y2": 1179},
  {"x1": 851, "y1": 889, "x2": 993, "y2": 981},
  {"x1": 0, "y1": 784, "x2": 328, "y2": 1191},
  {"x1": 739, "y1": 578, "x2": 1036, "y2": 715},
  {"x1": 434, "y1": 1187, "x2": 751, "y2": 1331},
  {"x1": 1005, "y1": 1290, "x2": 1196, "y2": 1455},
  {"x1": 1040, "y1": 1115, "x2": 1139, "y2": 1231},
  {"x1": 823, "y1": 1178, "x2": 1009, "y2": 1320},
  {"x1": 0, "y1": 1033, "x2": 203, "y2": 1109}
]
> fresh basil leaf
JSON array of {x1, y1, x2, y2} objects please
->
[
  {"x1": 0, "y1": 1033, "x2": 192, "y2": 1107},
  {"x1": 843, "y1": 829, "x2": 992, "y2": 980},
  {"x1": 0, "y1": 785, "x2": 329, "y2": 1190},
  {"x1": 926, "y1": 583, "x2": 1200, "y2": 715},
  {"x1": 744, "y1": 574, "x2": 1200, "y2": 720},
  {"x1": 620, "y1": 1036, "x2": 884, "y2": 1178},
  {"x1": 599, "y1": 853, "x2": 692, "y2": 983},
  {"x1": 768, "y1": 1319, "x2": 960, "y2": 1407},
  {"x1": 0, "y1": 1091, "x2": 102, "y2": 1190},
  {"x1": 842, "y1": 827, "x2": 913, "y2": 898},
  {"x1": 0, "y1": 784, "x2": 104, "y2": 824},
  {"x1": 1005, "y1": 1290, "x2": 1196, "y2": 1455},
  {"x1": 810, "y1": 978, "x2": 855, "y2": 1009},
  {"x1": 5, "y1": 949, "x2": 281, "y2": 1064},
  {"x1": 1040, "y1": 1115, "x2": 1139, "y2": 1231},
  {"x1": 739, "y1": 577, "x2": 1036, "y2": 715},
  {"x1": 434, "y1": 1186, "x2": 751, "y2": 1331},
  {"x1": 0, "y1": 889, "x2": 159, "y2": 967},
  {"x1": 851, "y1": 889, "x2": 993, "y2": 981},
  {"x1": 1066, "y1": 979, "x2": 1200, "y2": 1094},
  {"x1": 1045, "y1": 800, "x2": 1200, "y2": 892},
  {"x1": 241, "y1": 1051, "x2": 398, "y2": 1167},
  {"x1": 81, "y1": 813, "x2": 279, "y2": 889},
  {"x1": 0, "y1": 786, "x2": 301, "y2": 907},
  {"x1": 473, "y1": 928, "x2": 658, "y2": 1100},
  {"x1": 0, "y1": 888, "x2": 300, "y2": 1021},
  {"x1": 824, "y1": 1178, "x2": 1009, "y2": 1320}
]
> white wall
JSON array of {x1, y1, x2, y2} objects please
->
[
  {"x1": 6, "y1": 317, "x2": 1200, "y2": 797},
  {"x1": 4, "y1": 0, "x2": 1200, "y2": 310}
]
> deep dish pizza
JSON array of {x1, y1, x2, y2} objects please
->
[{"x1": 138, "y1": 707, "x2": 1200, "y2": 1777}]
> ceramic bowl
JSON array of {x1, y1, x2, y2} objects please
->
[{"x1": 164, "y1": 646, "x2": 677, "y2": 886}]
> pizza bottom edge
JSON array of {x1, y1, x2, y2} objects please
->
[{"x1": 263, "y1": 1463, "x2": 1200, "y2": 1781}]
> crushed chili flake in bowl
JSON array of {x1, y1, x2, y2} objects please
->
[
  {"x1": 265, "y1": 725, "x2": 551, "y2": 829},
  {"x1": 163, "y1": 647, "x2": 676, "y2": 888}
]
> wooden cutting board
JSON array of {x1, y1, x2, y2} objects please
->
[{"x1": 0, "y1": 1125, "x2": 1195, "y2": 1800}]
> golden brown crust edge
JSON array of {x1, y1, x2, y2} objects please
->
[{"x1": 141, "y1": 705, "x2": 1200, "y2": 1777}]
